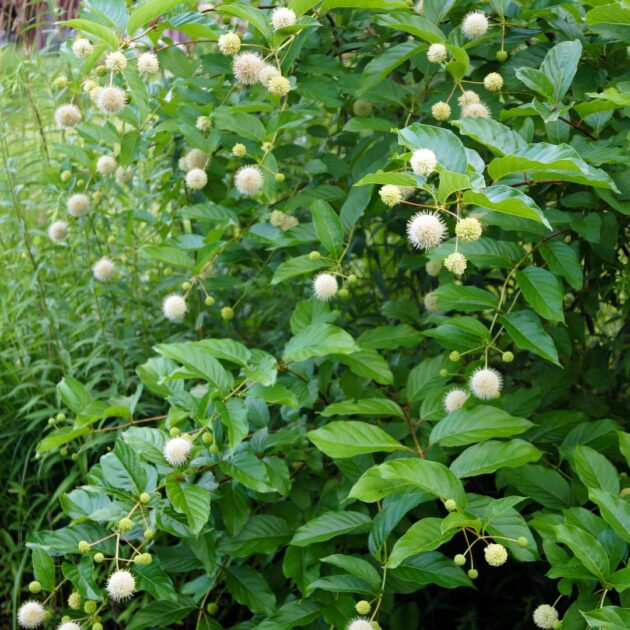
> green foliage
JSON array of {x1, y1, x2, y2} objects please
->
[{"x1": 1, "y1": 0, "x2": 630, "y2": 629}]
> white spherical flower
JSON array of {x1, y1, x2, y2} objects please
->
[
  {"x1": 48, "y1": 220, "x2": 68, "y2": 242},
  {"x1": 462, "y1": 102, "x2": 491, "y2": 118},
  {"x1": 196, "y1": 115, "x2": 212, "y2": 132},
  {"x1": 533, "y1": 604, "x2": 560, "y2": 629},
  {"x1": 54, "y1": 104, "x2": 81, "y2": 129},
  {"x1": 410, "y1": 148, "x2": 437, "y2": 177},
  {"x1": 424, "y1": 291, "x2": 440, "y2": 312},
  {"x1": 484, "y1": 542, "x2": 508, "y2": 566},
  {"x1": 72, "y1": 37, "x2": 93, "y2": 59},
  {"x1": 96, "y1": 155, "x2": 116, "y2": 176},
  {"x1": 232, "y1": 143, "x2": 247, "y2": 158},
  {"x1": 17, "y1": 601, "x2": 46, "y2": 628},
  {"x1": 313, "y1": 273, "x2": 338, "y2": 301},
  {"x1": 427, "y1": 43, "x2": 447, "y2": 64},
  {"x1": 138, "y1": 52, "x2": 159, "y2": 75},
  {"x1": 92, "y1": 257, "x2": 115, "y2": 282},
  {"x1": 347, "y1": 619, "x2": 373, "y2": 630},
  {"x1": 90, "y1": 86, "x2": 103, "y2": 104},
  {"x1": 470, "y1": 367, "x2": 503, "y2": 400},
  {"x1": 432, "y1": 101, "x2": 451, "y2": 121},
  {"x1": 186, "y1": 168, "x2": 208, "y2": 190},
  {"x1": 414, "y1": 0, "x2": 424, "y2": 15},
  {"x1": 444, "y1": 388, "x2": 468, "y2": 413},
  {"x1": 232, "y1": 52, "x2": 264, "y2": 85},
  {"x1": 379, "y1": 185, "x2": 402, "y2": 207},
  {"x1": 407, "y1": 211, "x2": 447, "y2": 251},
  {"x1": 268, "y1": 75, "x2": 291, "y2": 96},
  {"x1": 105, "y1": 51, "x2": 127, "y2": 72},
  {"x1": 235, "y1": 165, "x2": 264, "y2": 196},
  {"x1": 271, "y1": 7, "x2": 297, "y2": 30},
  {"x1": 67, "y1": 193, "x2": 90, "y2": 217},
  {"x1": 457, "y1": 90, "x2": 480, "y2": 107},
  {"x1": 162, "y1": 294, "x2": 187, "y2": 321},
  {"x1": 425, "y1": 259, "x2": 442, "y2": 277},
  {"x1": 484, "y1": 72, "x2": 504, "y2": 92},
  {"x1": 106, "y1": 569, "x2": 136, "y2": 601},
  {"x1": 83, "y1": 79, "x2": 97, "y2": 93},
  {"x1": 183, "y1": 148, "x2": 208, "y2": 171},
  {"x1": 164, "y1": 436, "x2": 192, "y2": 466},
  {"x1": 259, "y1": 64, "x2": 281, "y2": 88},
  {"x1": 462, "y1": 11, "x2": 489, "y2": 40},
  {"x1": 455, "y1": 217, "x2": 482, "y2": 242},
  {"x1": 57, "y1": 623, "x2": 81, "y2": 630},
  {"x1": 444, "y1": 252, "x2": 467, "y2": 276},
  {"x1": 116, "y1": 166, "x2": 133, "y2": 184},
  {"x1": 97, "y1": 86, "x2": 127, "y2": 115},
  {"x1": 218, "y1": 32, "x2": 241, "y2": 55}
]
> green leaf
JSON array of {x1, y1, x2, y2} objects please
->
[
  {"x1": 321, "y1": 554, "x2": 381, "y2": 589},
  {"x1": 361, "y1": 41, "x2": 424, "y2": 89},
  {"x1": 515, "y1": 67, "x2": 555, "y2": 101},
  {"x1": 212, "y1": 111, "x2": 266, "y2": 142},
  {"x1": 311, "y1": 200, "x2": 344, "y2": 258},
  {"x1": 126, "y1": 602, "x2": 196, "y2": 630},
  {"x1": 464, "y1": 186, "x2": 551, "y2": 228},
  {"x1": 349, "y1": 467, "x2": 416, "y2": 503},
  {"x1": 378, "y1": 458, "x2": 466, "y2": 506},
  {"x1": 423, "y1": 316, "x2": 490, "y2": 352},
  {"x1": 430, "y1": 406, "x2": 533, "y2": 447},
  {"x1": 555, "y1": 523, "x2": 610, "y2": 581},
  {"x1": 62, "y1": 556, "x2": 103, "y2": 600},
  {"x1": 581, "y1": 607, "x2": 630, "y2": 630},
  {"x1": 32, "y1": 548, "x2": 55, "y2": 591},
  {"x1": 445, "y1": 45, "x2": 469, "y2": 82},
  {"x1": 256, "y1": 600, "x2": 321, "y2": 630},
  {"x1": 283, "y1": 324, "x2": 359, "y2": 362},
  {"x1": 358, "y1": 324, "x2": 421, "y2": 350},
  {"x1": 336, "y1": 349, "x2": 394, "y2": 385},
  {"x1": 452, "y1": 118, "x2": 527, "y2": 156},
  {"x1": 220, "y1": 452, "x2": 275, "y2": 493},
  {"x1": 57, "y1": 376, "x2": 92, "y2": 415},
  {"x1": 62, "y1": 18, "x2": 119, "y2": 49},
  {"x1": 216, "y1": 4, "x2": 272, "y2": 41},
  {"x1": 306, "y1": 420, "x2": 405, "y2": 458},
  {"x1": 376, "y1": 13, "x2": 444, "y2": 43},
  {"x1": 271, "y1": 255, "x2": 330, "y2": 284},
  {"x1": 355, "y1": 172, "x2": 417, "y2": 187},
  {"x1": 430, "y1": 284, "x2": 496, "y2": 312},
  {"x1": 217, "y1": 398, "x2": 249, "y2": 451},
  {"x1": 571, "y1": 445, "x2": 619, "y2": 494},
  {"x1": 225, "y1": 566, "x2": 276, "y2": 615},
  {"x1": 321, "y1": 398, "x2": 404, "y2": 418},
  {"x1": 540, "y1": 241, "x2": 583, "y2": 291},
  {"x1": 127, "y1": 0, "x2": 187, "y2": 35},
  {"x1": 100, "y1": 441, "x2": 150, "y2": 495},
  {"x1": 140, "y1": 245, "x2": 193, "y2": 268},
  {"x1": 387, "y1": 518, "x2": 457, "y2": 568},
  {"x1": 540, "y1": 40, "x2": 582, "y2": 104},
  {"x1": 290, "y1": 511, "x2": 371, "y2": 547},
  {"x1": 399, "y1": 123, "x2": 467, "y2": 174},
  {"x1": 390, "y1": 552, "x2": 473, "y2": 590},
  {"x1": 515, "y1": 268, "x2": 564, "y2": 323},
  {"x1": 500, "y1": 465, "x2": 572, "y2": 509},
  {"x1": 589, "y1": 489, "x2": 630, "y2": 544},
  {"x1": 134, "y1": 560, "x2": 178, "y2": 602},
  {"x1": 165, "y1": 476, "x2": 211, "y2": 535},
  {"x1": 437, "y1": 171, "x2": 470, "y2": 204},
  {"x1": 450, "y1": 439, "x2": 542, "y2": 478},
  {"x1": 221, "y1": 515, "x2": 292, "y2": 558},
  {"x1": 500, "y1": 310, "x2": 560, "y2": 365}
]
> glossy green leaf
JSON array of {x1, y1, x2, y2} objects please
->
[
  {"x1": 450, "y1": 439, "x2": 543, "y2": 478},
  {"x1": 515, "y1": 268, "x2": 565, "y2": 323}
]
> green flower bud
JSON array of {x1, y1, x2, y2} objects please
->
[
  {"x1": 221, "y1": 306, "x2": 234, "y2": 321},
  {"x1": 338, "y1": 287, "x2": 350, "y2": 299},
  {"x1": 182, "y1": 281, "x2": 192, "y2": 291},
  {"x1": 202, "y1": 432, "x2": 213, "y2": 444},
  {"x1": 444, "y1": 499, "x2": 457, "y2": 511},
  {"x1": 118, "y1": 517, "x2": 133, "y2": 533},
  {"x1": 68, "y1": 591, "x2": 81, "y2": 610},
  {"x1": 78, "y1": 540, "x2": 91, "y2": 553},
  {"x1": 93, "y1": 623, "x2": 104, "y2": 630},
  {"x1": 496, "y1": 50, "x2": 508, "y2": 62},
  {"x1": 206, "y1": 602, "x2": 218, "y2": 615},
  {"x1": 169, "y1": 427, "x2": 180, "y2": 438},
  {"x1": 56, "y1": 413, "x2": 66, "y2": 421},
  {"x1": 140, "y1": 492, "x2": 151, "y2": 504},
  {"x1": 518, "y1": 536, "x2": 528, "y2": 547},
  {"x1": 84, "y1": 600, "x2": 97, "y2": 614},
  {"x1": 454, "y1": 554, "x2": 466, "y2": 566},
  {"x1": 61, "y1": 170, "x2": 71, "y2": 182},
  {"x1": 355, "y1": 600, "x2": 371, "y2": 615},
  {"x1": 209, "y1": 444, "x2": 220, "y2": 454},
  {"x1": 96, "y1": 64, "x2": 107, "y2": 76},
  {"x1": 468, "y1": 568, "x2": 478, "y2": 579},
  {"x1": 28, "y1": 580, "x2": 42, "y2": 594},
  {"x1": 439, "y1": 368, "x2": 448, "y2": 377},
  {"x1": 71, "y1": 453, "x2": 79, "y2": 462},
  {"x1": 205, "y1": 295, "x2": 215, "y2": 306},
  {"x1": 275, "y1": 173, "x2": 285, "y2": 183},
  {"x1": 449, "y1": 351, "x2": 461, "y2": 362},
  {"x1": 94, "y1": 552, "x2": 105, "y2": 563},
  {"x1": 60, "y1": 447, "x2": 69, "y2": 457},
  {"x1": 144, "y1": 529, "x2": 155, "y2": 540},
  {"x1": 347, "y1": 273, "x2": 358, "y2": 285},
  {"x1": 551, "y1": 621, "x2": 561, "y2": 630},
  {"x1": 502, "y1": 351, "x2": 514, "y2": 363},
  {"x1": 308, "y1": 250, "x2": 321, "y2": 261}
]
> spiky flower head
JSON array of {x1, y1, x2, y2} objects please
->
[
  {"x1": 96, "y1": 155, "x2": 116, "y2": 176},
  {"x1": 432, "y1": 101, "x2": 451, "y2": 121},
  {"x1": 259, "y1": 64, "x2": 281, "y2": 88},
  {"x1": 533, "y1": 605, "x2": 560, "y2": 629},
  {"x1": 106, "y1": 569, "x2": 136, "y2": 601},
  {"x1": 235, "y1": 165, "x2": 264, "y2": 196},
  {"x1": 105, "y1": 51, "x2": 127, "y2": 72},
  {"x1": 270, "y1": 210, "x2": 299, "y2": 231},
  {"x1": 58, "y1": 623, "x2": 81, "y2": 630},
  {"x1": 97, "y1": 86, "x2": 127, "y2": 115},
  {"x1": 444, "y1": 252, "x2": 467, "y2": 276},
  {"x1": 218, "y1": 32, "x2": 241, "y2": 55},
  {"x1": 196, "y1": 115, "x2": 212, "y2": 132},
  {"x1": 470, "y1": 367, "x2": 502, "y2": 400},
  {"x1": 232, "y1": 143, "x2": 246, "y2": 158},
  {"x1": 355, "y1": 601, "x2": 371, "y2": 615},
  {"x1": 425, "y1": 259, "x2": 442, "y2": 277},
  {"x1": 347, "y1": 619, "x2": 373, "y2": 630},
  {"x1": 83, "y1": 79, "x2": 97, "y2": 93},
  {"x1": 484, "y1": 72, "x2": 504, "y2": 92},
  {"x1": 268, "y1": 75, "x2": 291, "y2": 96},
  {"x1": 164, "y1": 436, "x2": 192, "y2": 466},
  {"x1": 54, "y1": 104, "x2": 81, "y2": 129},
  {"x1": 67, "y1": 592, "x2": 81, "y2": 610},
  {"x1": 48, "y1": 220, "x2": 68, "y2": 242},
  {"x1": 17, "y1": 601, "x2": 46, "y2": 628},
  {"x1": 186, "y1": 168, "x2": 208, "y2": 190},
  {"x1": 183, "y1": 148, "x2": 208, "y2": 171},
  {"x1": 457, "y1": 90, "x2": 480, "y2": 107},
  {"x1": 67, "y1": 193, "x2": 90, "y2": 217},
  {"x1": 424, "y1": 291, "x2": 440, "y2": 312},
  {"x1": 116, "y1": 166, "x2": 133, "y2": 184},
  {"x1": 462, "y1": 11, "x2": 489, "y2": 39},
  {"x1": 53, "y1": 75, "x2": 69, "y2": 89},
  {"x1": 410, "y1": 148, "x2": 437, "y2": 177},
  {"x1": 92, "y1": 257, "x2": 115, "y2": 282},
  {"x1": 455, "y1": 217, "x2": 482, "y2": 242},
  {"x1": 271, "y1": 7, "x2": 297, "y2": 30},
  {"x1": 379, "y1": 185, "x2": 402, "y2": 207},
  {"x1": 427, "y1": 43, "x2": 447, "y2": 64},
  {"x1": 353, "y1": 100, "x2": 373, "y2": 117},
  {"x1": 233, "y1": 52, "x2": 264, "y2": 85},
  {"x1": 138, "y1": 52, "x2": 159, "y2": 75},
  {"x1": 444, "y1": 388, "x2": 468, "y2": 412},
  {"x1": 72, "y1": 37, "x2": 93, "y2": 59},
  {"x1": 162, "y1": 294, "x2": 187, "y2": 321},
  {"x1": 313, "y1": 273, "x2": 338, "y2": 301},
  {"x1": 407, "y1": 211, "x2": 447, "y2": 250},
  {"x1": 484, "y1": 542, "x2": 508, "y2": 566},
  {"x1": 462, "y1": 102, "x2": 491, "y2": 118}
]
